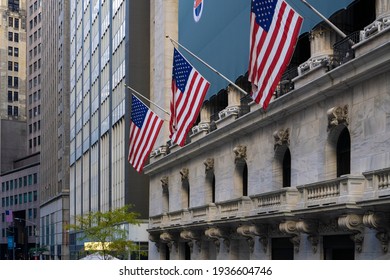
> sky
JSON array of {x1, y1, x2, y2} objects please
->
[{"x1": 178, "y1": 0, "x2": 356, "y2": 98}]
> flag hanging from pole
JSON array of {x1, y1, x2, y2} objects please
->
[
  {"x1": 170, "y1": 48, "x2": 210, "y2": 146},
  {"x1": 5, "y1": 210, "x2": 13, "y2": 222},
  {"x1": 248, "y1": 0, "x2": 303, "y2": 109},
  {"x1": 128, "y1": 95, "x2": 164, "y2": 173}
]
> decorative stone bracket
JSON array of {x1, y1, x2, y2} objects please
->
[
  {"x1": 160, "y1": 232, "x2": 178, "y2": 253},
  {"x1": 363, "y1": 212, "x2": 390, "y2": 253},
  {"x1": 279, "y1": 220, "x2": 319, "y2": 253},
  {"x1": 338, "y1": 214, "x2": 364, "y2": 253},
  {"x1": 237, "y1": 224, "x2": 268, "y2": 253},
  {"x1": 149, "y1": 234, "x2": 160, "y2": 252},
  {"x1": 205, "y1": 227, "x2": 230, "y2": 253},
  {"x1": 180, "y1": 230, "x2": 201, "y2": 253}
]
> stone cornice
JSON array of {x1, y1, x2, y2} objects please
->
[{"x1": 144, "y1": 41, "x2": 390, "y2": 176}]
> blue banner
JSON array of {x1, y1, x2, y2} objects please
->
[
  {"x1": 179, "y1": 0, "x2": 355, "y2": 98},
  {"x1": 7, "y1": 236, "x2": 14, "y2": 250}
]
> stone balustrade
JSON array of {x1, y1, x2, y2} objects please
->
[
  {"x1": 149, "y1": 173, "x2": 390, "y2": 230},
  {"x1": 296, "y1": 175, "x2": 365, "y2": 208},
  {"x1": 363, "y1": 167, "x2": 390, "y2": 199}
]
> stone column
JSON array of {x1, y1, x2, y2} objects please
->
[
  {"x1": 310, "y1": 26, "x2": 336, "y2": 59},
  {"x1": 151, "y1": 0, "x2": 178, "y2": 145},
  {"x1": 376, "y1": 0, "x2": 390, "y2": 19}
]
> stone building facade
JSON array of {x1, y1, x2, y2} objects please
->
[{"x1": 145, "y1": 0, "x2": 390, "y2": 260}]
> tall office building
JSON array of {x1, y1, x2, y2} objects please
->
[
  {"x1": 0, "y1": 0, "x2": 27, "y2": 173},
  {"x1": 40, "y1": 0, "x2": 70, "y2": 259},
  {"x1": 0, "y1": 0, "x2": 27, "y2": 122},
  {"x1": 0, "y1": 0, "x2": 41, "y2": 260},
  {"x1": 68, "y1": 0, "x2": 150, "y2": 259},
  {"x1": 26, "y1": 0, "x2": 42, "y2": 155}
]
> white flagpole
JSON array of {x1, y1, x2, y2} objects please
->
[
  {"x1": 167, "y1": 36, "x2": 250, "y2": 97},
  {"x1": 300, "y1": 0, "x2": 347, "y2": 38},
  {"x1": 124, "y1": 84, "x2": 171, "y2": 116}
]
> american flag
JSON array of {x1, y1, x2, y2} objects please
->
[
  {"x1": 5, "y1": 210, "x2": 13, "y2": 222},
  {"x1": 128, "y1": 95, "x2": 164, "y2": 173},
  {"x1": 248, "y1": 0, "x2": 303, "y2": 109},
  {"x1": 170, "y1": 48, "x2": 210, "y2": 146}
]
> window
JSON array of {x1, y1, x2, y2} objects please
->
[
  {"x1": 15, "y1": 18, "x2": 19, "y2": 29},
  {"x1": 14, "y1": 92, "x2": 18, "y2": 101},
  {"x1": 8, "y1": 76, "x2": 12, "y2": 87},
  {"x1": 9, "y1": 0, "x2": 20, "y2": 12},
  {"x1": 282, "y1": 149, "x2": 291, "y2": 188},
  {"x1": 14, "y1": 33, "x2": 19, "y2": 42},
  {"x1": 8, "y1": 91, "x2": 13, "y2": 102},
  {"x1": 14, "y1": 47, "x2": 19, "y2": 57},
  {"x1": 14, "y1": 62, "x2": 18, "y2": 72},
  {"x1": 13, "y1": 106, "x2": 18, "y2": 116},
  {"x1": 8, "y1": 61, "x2": 13, "y2": 71},
  {"x1": 8, "y1": 32, "x2": 13, "y2": 41},
  {"x1": 14, "y1": 77, "x2": 18, "y2": 88},
  {"x1": 8, "y1": 47, "x2": 13, "y2": 56},
  {"x1": 8, "y1": 106, "x2": 13, "y2": 116},
  {"x1": 337, "y1": 128, "x2": 351, "y2": 177},
  {"x1": 9, "y1": 17, "x2": 13, "y2": 27}
]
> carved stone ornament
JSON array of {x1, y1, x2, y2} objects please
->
[
  {"x1": 363, "y1": 212, "x2": 390, "y2": 253},
  {"x1": 160, "y1": 232, "x2": 177, "y2": 253},
  {"x1": 279, "y1": 221, "x2": 300, "y2": 252},
  {"x1": 204, "y1": 158, "x2": 215, "y2": 173},
  {"x1": 161, "y1": 176, "x2": 169, "y2": 193},
  {"x1": 327, "y1": 105, "x2": 349, "y2": 130},
  {"x1": 237, "y1": 225, "x2": 259, "y2": 253},
  {"x1": 338, "y1": 214, "x2": 364, "y2": 253},
  {"x1": 233, "y1": 145, "x2": 247, "y2": 164},
  {"x1": 149, "y1": 234, "x2": 160, "y2": 252},
  {"x1": 180, "y1": 230, "x2": 201, "y2": 253},
  {"x1": 205, "y1": 227, "x2": 230, "y2": 253},
  {"x1": 273, "y1": 128, "x2": 290, "y2": 150},
  {"x1": 160, "y1": 232, "x2": 174, "y2": 243},
  {"x1": 180, "y1": 168, "x2": 189, "y2": 182}
]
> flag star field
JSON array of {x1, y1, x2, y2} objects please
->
[{"x1": 252, "y1": 0, "x2": 278, "y2": 32}]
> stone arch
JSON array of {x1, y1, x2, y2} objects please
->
[
  {"x1": 234, "y1": 160, "x2": 248, "y2": 197},
  {"x1": 325, "y1": 124, "x2": 351, "y2": 179},
  {"x1": 273, "y1": 144, "x2": 291, "y2": 188}
]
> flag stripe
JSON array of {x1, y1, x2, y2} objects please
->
[
  {"x1": 254, "y1": 4, "x2": 294, "y2": 102},
  {"x1": 172, "y1": 72, "x2": 209, "y2": 145},
  {"x1": 128, "y1": 95, "x2": 163, "y2": 173},
  {"x1": 248, "y1": 0, "x2": 303, "y2": 109},
  {"x1": 260, "y1": 12, "x2": 303, "y2": 107},
  {"x1": 170, "y1": 48, "x2": 210, "y2": 147}
]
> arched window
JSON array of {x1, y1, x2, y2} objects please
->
[
  {"x1": 243, "y1": 163, "x2": 248, "y2": 196},
  {"x1": 205, "y1": 171, "x2": 216, "y2": 204},
  {"x1": 234, "y1": 161, "x2": 248, "y2": 197},
  {"x1": 282, "y1": 148, "x2": 291, "y2": 187},
  {"x1": 273, "y1": 145, "x2": 291, "y2": 188},
  {"x1": 182, "y1": 180, "x2": 190, "y2": 209},
  {"x1": 337, "y1": 127, "x2": 350, "y2": 177}
]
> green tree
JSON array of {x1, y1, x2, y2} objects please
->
[{"x1": 67, "y1": 205, "x2": 141, "y2": 260}]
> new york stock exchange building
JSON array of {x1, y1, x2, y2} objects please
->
[{"x1": 145, "y1": 0, "x2": 390, "y2": 260}]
